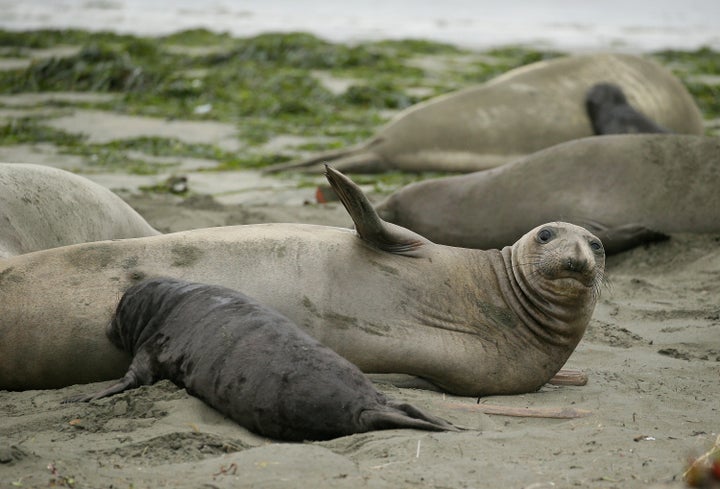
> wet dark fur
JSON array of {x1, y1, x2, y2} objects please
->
[
  {"x1": 68, "y1": 278, "x2": 455, "y2": 441},
  {"x1": 585, "y1": 83, "x2": 669, "y2": 135}
]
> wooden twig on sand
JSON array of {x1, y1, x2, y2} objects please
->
[
  {"x1": 444, "y1": 402, "x2": 593, "y2": 419},
  {"x1": 547, "y1": 368, "x2": 588, "y2": 386}
]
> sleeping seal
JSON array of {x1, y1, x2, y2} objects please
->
[
  {"x1": 0, "y1": 167, "x2": 604, "y2": 397},
  {"x1": 0, "y1": 163, "x2": 158, "y2": 258},
  {"x1": 376, "y1": 134, "x2": 720, "y2": 254},
  {"x1": 66, "y1": 277, "x2": 456, "y2": 441},
  {"x1": 265, "y1": 53, "x2": 702, "y2": 173}
]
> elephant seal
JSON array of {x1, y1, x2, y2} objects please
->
[
  {"x1": 66, "y1": 277, "x2": 456, "y2": 441},
  {"x1": 376, "y1": 134, "x2": 720, "y2": 254},
  {"x1": 0, "y1": 167, "x2": 604, "y2": 396},
  {"x1": 264, "y1": 53, "x2": 703, "y2": 173},
  {"x1": 0, "y1": 163, "x2": 159, "y2": 258},
  {"x1": 585, "y1": 82, "x2": 669, "y2": 134}
]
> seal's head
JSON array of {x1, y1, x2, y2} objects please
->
[
  {"x1": 511, "y1": 222, "x2": 605, "y2": 303},
  {"x1": 586, "y1": 82, "x2": 628, "y2": 114}
]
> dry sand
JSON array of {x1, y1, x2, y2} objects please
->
[{"x1": 0, "y1": 85, "x2": 718, "y2": 488}]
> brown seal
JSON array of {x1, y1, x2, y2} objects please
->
[
  {"x1": 377, "y1": 134, "x2": 720, "y2": 254},
  {"x1": 0, "y1": 163, "x2": 158, "y2": 258},
  {"x1": 66, "y1": 277, "x2": 456, "y2": 441},
  {"x1": 0, "y1": 167, "x2": 604, "y2": 397},
  {"x1": 264, "y1": 53, "x2": 702, "y2": 173}
]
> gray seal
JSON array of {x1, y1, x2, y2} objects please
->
[
  {"x1": 0, "y1": 163, "x2": 158, "y2": 258},
  {"x1": 66, "y1": 277, "x2": 456, "y2": 441},
  {"x1": 264, "y1": 53, "x2": 703, "y2": 173},
  {"x1": 585, "y1": 82, "x2": 669, "y2": 134},
  {"x1": 376, "y1": 134, "x2": 720, "y2": 254},
  {"x1": 0, "y1": 167, "x2": 604, "y2": 397}
]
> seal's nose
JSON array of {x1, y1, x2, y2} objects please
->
[{"x1": 564, "y1": 241, "x2": 593, "y2": 274}]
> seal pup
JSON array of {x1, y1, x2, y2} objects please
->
[
  {"x1": 264, "y1": 53, "x2": 702, "y2": 173},
  {"x1": 0, "y1": 167, "x2": 604, "y2": 397},
  {"x1": 376, "y1": 134, "x2": 720, "y2": 254},
  {"x1": 585, "y1": 82, "x2": 669, "y2": 135},
  {"x1": 66, "y1": 278, "x2": 456, "y2": 441},
  {"x1": 0, "y1": 163, "x2": 159, "y2": 258}
]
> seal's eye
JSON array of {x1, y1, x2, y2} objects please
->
[
  {"x1": 589, "y1": 240, "x2": 604, "y2": 253},
  {"x1": 536, "y1": 228, "x2": 554, "y2": 244}
]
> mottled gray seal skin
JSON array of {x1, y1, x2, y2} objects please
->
[
  {"x1": 265, "y1": 53, "x2": 703, "y2": 173},
  {"x1": 0, "y1": 167, "x2": 604, "y2": 397},
  {"x1": 0, "y1": 163, "x2": 159, "y2": 258},
  {"x1": 586, "y1": 83, "x2": 669, "y2": 135},
  {"x1": 377, "y1": 134, "x2": 720, "y2": 254},
  {"x1": 67, "y1": 278, "x2": 455, "y2": 441}
]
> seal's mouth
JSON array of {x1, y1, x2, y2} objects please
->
[
  {"x1": 553, "y1": 272, "x2": 597, "y2": 288},
  {"x1": 545, "y1": 257, "x2": 598, "y2": 288}
]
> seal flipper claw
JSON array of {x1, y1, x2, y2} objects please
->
[{"x1": 324, "y1": 165, "x2": 431, "y2": 257}]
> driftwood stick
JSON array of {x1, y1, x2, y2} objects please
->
[
  {"x1": 547, "y1": 368, "x2": 588, "y2": 386},
  {"x1": 444, "y1": 402, "x2": 593, "y2": 419}
]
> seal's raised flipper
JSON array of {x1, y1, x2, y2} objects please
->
[
  {"x1": 581, "y1": 221, "x2": 669, "y2": 254},
  {"x1": 324, "y1": 165, "x2": 431, "y2": 256},
  {"x1": 361, "y1": 402, "x2": 459, "y2": 432},
  {"x1": 263, "y1": 146, "x2": 386, "y2": 174}
]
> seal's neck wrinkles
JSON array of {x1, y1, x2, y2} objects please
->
[{"x1": 501, "y1": 247, "x2": 593, "y2": 347}]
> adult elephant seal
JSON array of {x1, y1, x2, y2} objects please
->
[
  {"x1": 0, "y1": 167, "x2": 605, "y2": 396},
  {"x1": 376, "y1": 134, "x2": 720, "y2": 254},
  {"x1": 264, "y1": 53, "x2": 703, "y2": 173},
  {"x1": 585, "y1": 82, "x2": 669, "y2": 134},
  {"x1": 0, "y1": 163, "x2": 159, "y2": 258},
  {"x1": 66, "y1": 277, "x2": 457, "y2": 441}
]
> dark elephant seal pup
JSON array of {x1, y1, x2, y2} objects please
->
[
  {"x1": 0, "y1": 167, "x2": 604, "y2": 397},
  {"x1": 67, "y1": 278, "x2": 455, "y2": 441},
  {"x1": 0, "y1": 163, "x2": 158, "y2": 258},
  {"x1": 586, "y1": 82, "x2": 669, "y2": 134},
  {"x1": 377, "y1": 135, "x2": 720, "y2": 254}
]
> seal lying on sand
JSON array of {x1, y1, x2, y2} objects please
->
[
  {"x1": 0, "y1": 167, "x2": 604, "y2": 397},
  {"x1": 376, "y1": 134, "x2": 720, "y2": 254},
  {"x1": 0, "y1": 163, "x2": 159, "y2": 258},
  {"x1": 585, "y1": 83, "x2": 669, "y2": 134},
  {"x1": 265, "y1": 53, "x2": 702, "y2": 173},
  {"x1": 66, "y1": 277, "x2": 456, "y2": 441}
]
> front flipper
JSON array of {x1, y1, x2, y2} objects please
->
[
  {"x1": 324, "y1": 165, "x2": 432, "y2": 257},
  {"x1": 62, "y1": 370, "x2": 141, "y2": 403},
  {"x1": 580, "y1": 221, "x2": 669, "y2": 255},
  {"x1": 61, "y1": 350, "x2": 153, "y2": 403}
]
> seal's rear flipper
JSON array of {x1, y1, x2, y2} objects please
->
[
  {"x1": 324, "y1": 165, "x2": 431, "y2": 256},
  {"x1": 581, "y1": 221, "x2": 669, "y2": 255},
  {"x1": 361, "y1": 402, "x2": 459, "y2": 432},
  {"x1": 263, "y1": 147, "x2": 386, "y2": 174}
]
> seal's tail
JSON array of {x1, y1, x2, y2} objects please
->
[
  {"x1": 361, "y1": 402, "x2": 459, "y2": 433},
  {"x1": 262, "y1": 146, "x2": 386, "y2": 174}
]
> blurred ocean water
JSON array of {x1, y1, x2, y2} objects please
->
[{"x1": 1, "y1": 0, "x2": 719, "y2": 52}]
